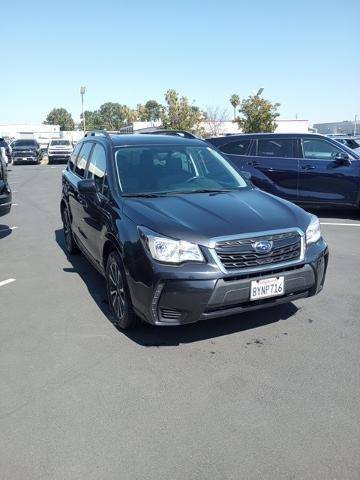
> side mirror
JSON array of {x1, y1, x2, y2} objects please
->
[
  {"x1": 78, "y1": 179, "x2": 97, "y2": 195},
  {"x1": 334, "y1": 152, "x2": 351, "y2": 166}
]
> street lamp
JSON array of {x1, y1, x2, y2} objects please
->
[
  {"x1": 80, "y1": 86, "x2": 86, "y2": 133},
  {"x1": 256, "y1": 87, "x2": 264, "y2": 96}
]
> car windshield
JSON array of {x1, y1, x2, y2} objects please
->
[
  {"x1": 51, "y1": 140, "x2": 70, "y2": 146},
  {"x1": 115, "y1": 145, "x2": 248, "y2": 195},
  {"x1": 13, "y1": 140, "x2": 36, "y2": 147}
]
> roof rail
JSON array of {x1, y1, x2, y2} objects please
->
[
  {"x1": 84, "y1": 129, "x2": 113, "y2": 142},
  {"x1": 138, "y1": 129, "x2": 199, "y2": 139}
]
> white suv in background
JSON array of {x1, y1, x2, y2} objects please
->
[{"x1": 47, "y1": 139, "x2": 73, "y2": 164}]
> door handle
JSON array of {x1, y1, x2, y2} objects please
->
[
  {"x1": 301, "y1": 164, "x2": 316, "y2": 170},
  {"x1": 247, "y1": 161, "x2": 260, "y2": 167}
]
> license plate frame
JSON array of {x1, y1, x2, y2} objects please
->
[{"x1": 250, "y1": 276, "x2": 285, "y2": 301}]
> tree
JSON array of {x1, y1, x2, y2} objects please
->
[
  {"x1": 82, "y1": 103, "x2": 138, "y2": 131},
  {"x1": 44, "y1": 108, "x2": 75, "y2": 131},
  {"x1": 202, "y1": 106, "x2": 229, "y2": 137},
  {"x1": 136, "y1": 100, "x2": 162, "y2": 122},
  {"x1": 97, "y1": 102, "x2": 128, "y2": 130},
  {"x1": 236, "y1": 94, "x2": 280, "y2": 133},
  {"x1": 160, "y1": 89, "x2": 204, "y2": 133},
  {"x1": 230, "y1": 94, "x2": 240, "y2": 121}
]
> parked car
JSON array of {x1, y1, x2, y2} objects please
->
[
  {"x1": 11, "y1": 139, "x2": 41, "y2": 165},
  {"x1": 0, "y1": 137, "x2": 12, "y2": 164},
  {"x1": 61, "y1": 132, "x2": 328, "y2": 329},
  {"x1": 0, "y1": 154, "x2": 11, "y2": 217},
  {"x1": 207, "y1": 133, "x2": 360, "y2": 208},
  {"x1": 48, "y1": 139, "x2": 73, "y2": 164},
  {"x1": 331, "y1": 136, "x2": 360, "y2": 153}
]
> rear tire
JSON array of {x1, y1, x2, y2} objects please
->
[
  {"x1": 106, "y1": 251, "x2": 140, "y2": 329},
  {"x1": 62, "y1": 207, "x2": 79, "y2": 255}
]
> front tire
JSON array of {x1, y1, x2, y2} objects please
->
[
  {"x1": 106, "y1": 251, "x2": 140, "y2": 329},
  {"x1": 62, "y1": 207, "x2": 79, "y2": 255}
]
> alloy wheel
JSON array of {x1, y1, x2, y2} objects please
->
[{"x1": 108, "y1": 259, "x2": 126, "y2": 320}]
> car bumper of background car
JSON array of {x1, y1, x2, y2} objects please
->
[
  {"x1": 48, "y1": 153, "x2": 71, "y2": 162},
  {"x1": 13, "y1": 155, "x2": 38, "y2": 163},
  {"x1": 132, "y1": 238, "x2": 328, "y2": 326}
]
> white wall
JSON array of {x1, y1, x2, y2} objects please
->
[{"x1": 201, "y1": 119, "x2": 309, "y2": 136}]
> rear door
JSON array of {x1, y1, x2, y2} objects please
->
[
  {"x1": 298, "y1": 137, "x2": 360, "y2": 206},
  {"x1": 245, "y1": 137, "x2": 299, "y2": 201}
]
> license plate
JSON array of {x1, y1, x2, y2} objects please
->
[{"x1": 250, "y1": 276, "x2": 284, "y2": 301}]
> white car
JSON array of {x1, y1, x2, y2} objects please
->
[{"x1": 47, "y1": 139, "x2": 73, "y2": 164}]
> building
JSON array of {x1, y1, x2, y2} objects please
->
[
  {"x1": 119, "y1": 119, "x2": 310, "y2": 136},
  {"x1": 313, "y1": 120, "x2": 358, "y2": 135}
]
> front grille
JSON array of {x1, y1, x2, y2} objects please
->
[{"x1": 215, "y1": 231, "x2": 302, "y2": 271}]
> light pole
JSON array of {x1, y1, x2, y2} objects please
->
[
  {"x1": 354, "y1": 114, "x2": 357, "y2": 136},
  {"x1": 80, "y1": 86, "x2": 86, "y2": 133}
]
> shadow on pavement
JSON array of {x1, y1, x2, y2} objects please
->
[
  {"x1": 0, "y1": 225, "x2": 12, "y2": 239},
  {"x1": 55, "y1": 229, "x2": 299, "y2": 346}
]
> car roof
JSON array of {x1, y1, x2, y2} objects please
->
[
  {"x1": 208, "y1": 132, "x2": 328, "y2": 140},
  {"x1": 82, "y1": 133, "x2": 206, "y2": 148}
]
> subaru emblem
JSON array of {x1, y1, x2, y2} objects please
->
[{"x1": 253, "y1": 240, "x2": 273, "y2": 254}]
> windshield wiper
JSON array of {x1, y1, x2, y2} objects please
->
[
  {"x1": 170, "y1": 188, "x2": 239, "y2": 195},
  {"x1": 121, "y1": 193, "x2": 165, "y2": 198}
]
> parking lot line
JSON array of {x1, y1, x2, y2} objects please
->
[
  {"x1": 321, "y1": 222, "x2": 360, "y2": 227},
  {"x1": 0, "y1": 278, "x2": 16, "y2": 288}
]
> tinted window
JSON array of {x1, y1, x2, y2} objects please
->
[
  {"x1": 303, "y1": 139, "x2": 342, "y2": 160},
  {"x1": 257, "y1": 139, "x2": 295, "y2": 158},
  {"x1": 86, "y1": 143, "x2": 106, "y2": 190},
  {"x1": 50, "y1": 140, "x2": 71, "y2": 146},
  {"x1": 74, "y1": 142, "x2": 93, "y2": 177},
  {"x1": 220, "y1": 139, "x2": 251, "y2": 155},
  {"x1": 68, "y1": 142, "x2": 82, "y2": 172},
  {"x1": 12, "y1": 140, "x2": 37, "y2": 147}
]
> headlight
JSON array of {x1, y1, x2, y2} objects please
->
[
  {"x1": 140, "y1": 228, "x2": 204, "y2": 264},
  {"x1": 306, "y1": 215, "x2": 321, "y2": 245}
]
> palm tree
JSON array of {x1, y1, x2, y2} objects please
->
[{"x1": 230, "y1": 94, "x2": 240, "y2": 121}]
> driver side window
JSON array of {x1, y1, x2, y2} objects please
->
[{"x1": 303, "y1": 139, "x2": 342, "y2": 160}]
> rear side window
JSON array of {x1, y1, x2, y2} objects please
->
[
  {"x1": 74, "y1": 142, "x2": 93, "y2": 178},
  {"x1": 68, "y1": 142, "x2": 82, "y2": 171},
  {"x1": 219, "y1": 139, "x2": 251, "y2": 155},
  {"x1": 257, "y1": 139, "x2": 295, "y2": 158},
  {"x1": 86, "y1": 143, "x2": 107, "y2": 191}
]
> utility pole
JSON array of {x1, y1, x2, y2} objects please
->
[{"x1": 80, "y1": 86, "x2": 86, "y2": 134}]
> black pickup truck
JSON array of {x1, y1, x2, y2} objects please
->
[{"x1": 0, "y1": 156, "x2": 11, "y2": 217}]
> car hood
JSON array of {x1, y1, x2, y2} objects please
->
[{"x1": 123, "y1": 189, "x2": 311, "y2": 247}]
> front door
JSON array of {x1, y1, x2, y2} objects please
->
[
  {"x1": 298, "y1": 137, "x2": 360, "y2": 206},
  {"x1": 78, "y1": 143, "x2": 110, "y2": 265}
]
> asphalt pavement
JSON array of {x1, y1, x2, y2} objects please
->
[{"x1": 0, "y1": 164, "x2": 359, "y2": 480}]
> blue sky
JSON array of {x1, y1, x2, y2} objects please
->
[{"x1": 2, "y1": 0, "x2": 359, "y2": 124}]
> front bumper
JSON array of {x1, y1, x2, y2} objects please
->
[
  {"x1": 131, "y1": 238, "x2": 329, "y2": 326},
  {"x1": 48, "y1": 152, "x2": 71, "y2": 162},
  {"x1": 13, "y1": 154, "x2": 38, "y2": 163}
]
